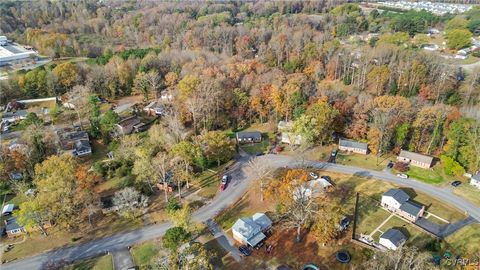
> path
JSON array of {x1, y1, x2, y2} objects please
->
[
  {"x1": 368, "y1": 213, "x2": 394, "y2": 237},
  {"x1": 3, "y1": 154, "x2": 480, "y2": 270},
  {"x1": 205, "y1": 219, "x2": 242, "y2": 262},
  {"x1": 111, "y1": 248, "x2": 135, "y2": 270},
  {"x1": 416, "y1": 216, "x2": 477, "y2": 238}
]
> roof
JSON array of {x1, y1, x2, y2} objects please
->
[
  {"x1": 236, "y1": 131, "x2": 262, "y2": 139},
  {"x1": 339, "y1": 138, "x2": 368, "y2": 150},
  {"x1": 5, "y1": 217, "x2": 22, "y2": 232},
  {"x1": 398, "y1": 150, "x2": 433, "y2": 165},
  {"x1": 252, "y1": 213, "x2": 272, "y2": 230},
  {"x1": 383, "y1": 188, "x2": 410, "y2": 204},
  {"x1": 75, "y1": 139, "x2": 91, "y2": 152},
  {"x1": 2, "y1": 204, "x2": 14, "y2": 214},
  {"x1": 399, "y1": 201, "x2": 423, "y2": 217},
  {"x1": 3, "y1": 110, "x2": 28, "y2": 118},
  {"x1": 380, "y1": 228, "x2": 407, "y2": 247},
  {"x1": 277, "y1": 121, "x2": 294, "y2": 131},
  {"x1": 232, "y1": 217, "x2": 261, "y2": 240},
  {"x1": 117, "y1": 116, "x2": 142, "y2": 129},
  {"x1": 247, "y1": 231, "x2": 266, "y2": 246}
]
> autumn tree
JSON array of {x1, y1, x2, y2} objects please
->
[
  {"x1": 52, "y1": 62, "x2": 79, "y2": 94},
  {"x1": 196, "y1": 130, "x2": 236, "y2": 166},
  {"x1": 247, "y1": 157, "x2": 273, "y2": 202},
  {"x1": 367, "y1": 65, "x2": 390, "y2": 96},
  {"x1": 293, "y1": 100, "x2": 338, "y2": 146},
  {"x1": 112, "y1": 187, "x2": 148, "y2": 220}
]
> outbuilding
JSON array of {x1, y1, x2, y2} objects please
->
[{"x1": 379, "y1": 228, "x2": 407, "y2": 250}]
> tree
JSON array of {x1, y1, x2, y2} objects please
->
[
  {"x1": 445, "y1": 16, "x2": 468, "y2": 31},
  {"x1": 247, "y1": 157, "x2": 273, "y2": 202},
  {"x1": 132, "y1": 148, "x2": 158, "y2": 192},
  {"x1": 367, "y1": 65, "x2": 390, "y2": 96},
  {"x1": 99, "y1": 110, "x2": 120, "y2": 141},
  {"x1": 15, "y1": 200, "x2": 49, "y2": 236},
  {"x1": 24, "y1": 112, "x2": 44, "y2": 126},
  {"x1": 112, "y1": 187, "x2": 148, "y2": 220},
  {"x1": 52, "y1": 62, "x2": 78, "y2": 93},
  {"x1": 162, "y1": 227, "x2": 191, "y2": 251},
  {"x1": 197, "y1": 131, "x2": 235, "y2": 166},
  {"x1": 171, "y1": 242, "x2": 214, "y2": 270},
  {"x1": 293, "y1": 100, "x2": 338, "y2": 146},
  {"x1": 170, "y1": 141, "x2": 204, "y2": 190},
  {"x1": 311, "y1": 196, "x2": 342, "y2": 244},
  {"x1": 169, "y1": 203, "x2": 193, "y2": 232},
  {"x1": 446, "y1": 29, "x2": 472, "y2": 49},
  {"x1": 440, "y1": 155, "x2": 465, "y2": 177},
  {"x1": 363, "y1": 246, "x2": 435, "y2": 270}
]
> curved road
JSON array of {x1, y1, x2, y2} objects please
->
[{"x1": 3, "y1": 154, "x2": 479, "y2": 270}]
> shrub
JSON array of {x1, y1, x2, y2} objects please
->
[
  {"x1": 162, "y1": 227, "x2": 191, "y2": 251},
  {"x1": 394, "y1": 162, "x2": 409, "y2": 172},
  {"x1": 440, "y1": 155, "x2": 465, "y2": 176}
]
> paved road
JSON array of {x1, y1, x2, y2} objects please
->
[
  {"x1": 3, "y1": 154, "x2": 479, "y2": 270},
  {"x1": 111, "y1": 248, "x2": 135, "y2": 270}
]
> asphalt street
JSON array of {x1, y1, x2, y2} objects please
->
[{"x1": 2, "y1": 154, "x2": 479, "y2": 270}]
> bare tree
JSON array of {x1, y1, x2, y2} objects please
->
[
  {"x1": 247, "y1": 157, "x2": 273, "y2": 202},
  {"x1": 113, "y1": 187, "x2": 148, "y2": 220},
  {"x1": 363, "y1": 246, "x2": 435, "y2": 270}
]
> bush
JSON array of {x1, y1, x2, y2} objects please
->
[
  {"x1": 162, "y1": 227, "x2": 191, "y2": 251},
  {"x1": 394, "y1": 162, "x2": 409, "y2": 172},
  {"x1": 440, "y1": 155, "x2": 465, "y2": 176},
  {"x1": 166, "y1": 198, "x2": 180, "y2": 214}
]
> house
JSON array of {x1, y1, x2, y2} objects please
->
[
  {"x1": 281, "y1": 132, "x2": 302, "y2": 145},
  {"x1": 277, "y1": 121, "x2": 294, "y2": 132},
  {"x1": 112, "y1": 116, "x2": 147, "y2": 137},
  {"x1": 470, "y1": 173, "x2": 480, "y2": 189},
  {"x1": 338, "y1": 139, "x2": 368, "y2": 155},
  {"x1": 73, "y1": 139, "x2": 92, "y2": 157},
  {"x1": 143, "y1": 101, "x2": 166, "y2": 116},
  {"x1": 294, "y1": 178, "x2": 333, "y2": 200},
  {"x1": 5, "y1": 217, "x2": 25, "y2": 237},
  {"x1": 236, "y1": 131, "x2": 262, "y2": 144},
  {"x1": 232, "y1": 213, "x2": 272, "y2": 247},
  {"x1": 0, "y1": 36, "x2": 7, "y2": 46},
  {"x1": 2, "y1": 204, "x2": 14, "y2": 216},
  {"x1": 381, "y1": 189, "x2": 425, "y2": 223},
  {"x1": 397, "y1": 150, "x2": 434, "y2": 169},
  {"x1": 379, "y1": 228, "x2": 407, "y2": 250},
  {"x1": 2, "y1": 110, "x2": 28, "y2": 123}
]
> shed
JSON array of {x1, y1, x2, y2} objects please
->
[{"x1": 379, "y1": 228, "x2": 407, "y2": 250}]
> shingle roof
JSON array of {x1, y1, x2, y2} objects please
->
[
  {"x1": 5, "y1": 217, "x2": 22, "y2": 232},
  {"x1": 399, "y1": 201, "x2": 423, "y2": 216},
  {"x1": 398, "y1": 150, "x2": 433, "y2": 165},
  {"x1": 339, "y1": 138, "x2": 368, "y2": 150},
  {"x1": 384, "y1": 188, "x2": 410, "y2": 204},
  {"x1": 236, "y1": 131, "x2": 262, "y2": 139},
  {"x1": 232, "y1": 217, "x2": 261, "y2": 239},
  {"x1": 252, "y1": 213, "x2": 272, "y2": 230},
  {"x1": 380, "y1": 228, "x2": 407, "y2": 247}
]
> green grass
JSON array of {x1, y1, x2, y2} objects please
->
[
  {"x1": 452, "y1": 184, "x2": 480, "y2": 207},
  {"x1": 131, "y1": 241, "x2": 161, "y2": 269},
  {"x1": 405, "y1": 166, "x2": 447, "y2": 185},
  {"x1": 66, "y1": 254, "x2": 113, "y2": 270},
  {"x1": 336, "y1": 153, "x2": 391, "y2": 171},
  {"x1": 356, "y1": 197, "x2": 391, "y2": 235},
  {"x1": 240, "y1": 138, "x2": 271, "y2": 155},
  {"x1": 193, "y1": 161, "x2": 234, "y2": 199},
  {"x1": 446, "y1": 223, "x2": 480, "y2": 256},
  {"x1": 377, "y1": 216, "x2": 433, "y2": 247}
]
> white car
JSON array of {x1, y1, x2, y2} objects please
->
[
  {"x1": 396, "y1": 173, "x2": 408, "y2": 179},
  {"x1": 309, "y1": 172, "x2": 319, "y2": 179}
]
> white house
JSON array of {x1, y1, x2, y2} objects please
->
[
  {"x1": 470, "y1": 173, "x2": 480, "y2": 189},
  {"x1": 293, "y1": 177, "x2": 333, "y2": 201},
  {"x1": 338, "y1": 138, "x2": 368, "y2": 155},
  {"x1": 381, "y1": 189, "x2": 424, "y2": 223},
  {"x1": 281, "y1": 132, "x2": 302, "y2": 145},
  {"x1": 232, "y1": 213, "x2": 272, "y2": 247},
  {"x1": 2, "y1": 204, "x2": 14, "y2": 216},
  {"x1": 379, "y1": 228, "x2": 407, "y2": 250}
]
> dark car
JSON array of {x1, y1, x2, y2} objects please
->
[
  {"x1": 451, "y1": 181, "x2": 462, "y2": 187},
  {"x1": 238, "y1": 245, "x2": 252, "y2": 256},
  {"x1": 339, "y1": 216, "x2": 350, "y2": 231},
  {"x1": 331, "y1": 150, "x2": 338, "y2": 157},
  {"x1": 387, "y1": 160, "x2": 394, "y2": 169}
]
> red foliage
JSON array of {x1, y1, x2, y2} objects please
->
[{"x1": 394, "y1": 162, "x2": 409, "y2": 172}]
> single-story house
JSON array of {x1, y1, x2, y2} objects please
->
[
  {"x1": 73, "y1": 139, "x2": 92, "y2": 157},
  {"x1": 470, "y1": 173, "x2": 480, "y2": 189},
  {"x1": 294, "y1": 178, "x2": 333, "y2": 200},
  {"x1": 144, "y1": 101, "x2": 166, "y2": 116},
  {"x1": 232, "y1": 213, "x2": 272, "y2": 247},
  {"x1": 381, "y1": 188, "x2": 424, "y2": 223},
  {"x1": 2, "y1": 204, "x2": 14, "y2": 216},
  {"x1": 281, "y1": 132, "x2": 302, "y2": 145},
  {"x1": 338, "y1": 138, "x2": 368, "y2": 155},
  {"x1": 379, "y1": 228, "x2": 407, "y2": 250},
  {"x1": 112, "y1": 116, "x2": 147, "y2": 137},
  {"x1": 2, "y1": 110, "x2": 28, "y2": 123},
  {"x1": 236, "y1": 131, "x2": 262, "y2": 144},
  {"x1": 5, "y1": 217, "x2": 25, "y2": 238},
  {"x1": 397, "y1": 150, "x2": 434, "y2": 169}
]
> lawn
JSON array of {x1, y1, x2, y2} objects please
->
[
  {"x1": 65, "y1": 254, "x2": 113, "y2": 270},
  {"x1": 375, "y1": 215, "x2": 433, "y2": 248},
  {"x1": 192, "y1": 161, "x2": 234, "y2": 199},
  {"x1": 240, "y1": 138, "x2": 271, "y2": 155},
  {"x1": 131, "y1": 240, "x2": 163, "y2": 269},
  {"x1": 452, "y1": 184, "x2": 480, "y2": 207},
  {"x1": 336, "y1": 152, "x2": 392, "y2": 171},
  {"x1": 445, "y1": 223, "x2": 480, "y2": 256},
  {"x1": 404, "y1": 165, "x2": 450, "y2": 185}
]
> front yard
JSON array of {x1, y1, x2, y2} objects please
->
[
  {"x1": 452, "y1": 184, "x2": 480, "y2": 207},
  {"x1": 65, "y1": 254, "x2": 113, "y2": 270},
  {"x1": 336, "y1": 152, "x2": 391, "y2": 171}
]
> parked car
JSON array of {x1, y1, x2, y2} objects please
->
[
  {"x1": 238, "y1": 245, "x2": 252, "y2": 256},
  {"x1": 396, "y1": 173, "x2": 408, "y2": 179},
  {"x1": 339, "y1": 216, "x2": 350, "y2": 231},
  {"x1": 451, "y1": 181, "x2": 462, "y2": 187},
  {"x1": 387, "y1": 160, "x2": 394, "y2": 169},
  {"x1": 220, "y1": 175, "x2": 229, "y2": 191},
  {"x1": 309, "y1": 172, "x2": 319, "y2": 179},
  {"x1": 331, "y1": 150, "x2": 338, "y2": 157}
]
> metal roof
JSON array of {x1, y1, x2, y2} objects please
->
[
  {"x1": 339, "y1": 138, "x2": 368, "y2": 150},
  {"x1": 398, "y1": 150, "x2": 433, "y2": 165}
]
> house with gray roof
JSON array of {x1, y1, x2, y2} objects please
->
[
  {"x1": 379, "y1": 228, "x2": 407, "y2": 250},
  {"x1": 2, "y1": 110, "x2": 28, "y2": 123},
  {"x1": 232, "y1": 213, "x2": 272, "y2": 247},
  {"x1": 4, "y1": 217, "x2": 25, "y2": 238},
  {"x1": 397, "y1": 150, "x2": 434, "y2": 169},
  {"x1": 381, "y1": 188, "x2": 424, "y2": 222},
  {"x1": 470, "y1": 173, "x2": 480, "y2": 189},
  {"x1": 73, "y1": 139, "x2": 92, "y2": 157},
  {"x1": 236, "y1": 131, "x2": 262, "y2": 144},
  {"x1": 338, "y1": 138, "x2": 368, "y2": 155}
]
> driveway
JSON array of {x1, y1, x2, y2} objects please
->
[
  {"x1": 3, "y1": 154, "x2": 480, "y2": 270},
  {"x1": 111, "y1": 248, "x2": 135, "y2": 270},
  {"x1": 416, "y1": 216, "x2": 477, "y2": 238},
  {"x1": 205, "y1": 219, "x2": 242, "y2": 262}
]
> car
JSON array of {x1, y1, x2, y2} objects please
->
[
  {"x1": 238, "y1": 245, "x2": 252, "y2": 256},
  {"x1": 451, "y1": 181, "x2": 462, "y2": 187},
  {"x1": 331, "y1": 150, "x2": 338, "y2": 157},
  {"x1": 387, "y1": 161, "x2": 394, "y2": 169},
  {"x1": 309, "y1": 172, "x2": 319, "y2": 179},
  {"x1": 220, "y1": 175, "x2": 228, "y2": 191},
  {"x1": 339, "y1": 216, "x2": 350, "y2": 231},
  {"x1": 396, "y1": 173, "x2": 408, "y2": 179}
]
